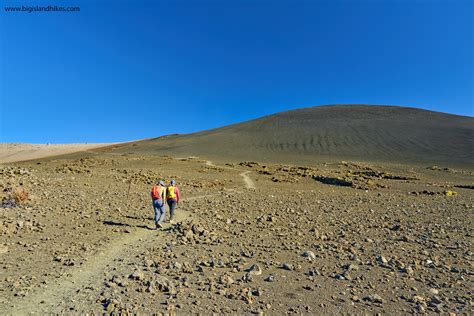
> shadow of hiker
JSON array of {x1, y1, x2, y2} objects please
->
[
  {"x1": 103, "y1": 220, "x2": 156, "y2": 231},
  {"x1": 103, "y1": 220, "x2": 131, "y2": 227},
  {"x1": 125, "y1": 215, "x2": 154, "y2": 221},
  {"x1": 136, "y1": 224, "x2": 155, "y2": 230}
]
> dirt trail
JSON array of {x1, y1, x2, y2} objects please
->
[
  {"x1": 6, "y1": 160, "x2": 255, "y2": 315},
  {"x1": 6, "y1": 196, "x2": 198, "y2": 315},
  {"x1": 7, "y1": 226, "x2": 153, "y2": 314},
  {"x1": 204, "y1": 159, "x2": 256, "y2": 190},
  {"x1": 240, "y1": 171, "x2": 256, "y2": 189}
]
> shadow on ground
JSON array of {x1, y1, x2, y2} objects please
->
[
  {"x1": 103, "y1": 220, "x2": 131, "y2": 227},
  {"x1": 103, "y1": 220, "x2": 157, "y2": 231},
  {"x1": 125, "y1": 215, "x2": 153, "y2": 221}
]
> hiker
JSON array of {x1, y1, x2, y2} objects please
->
[
  {"x1": 166, "y1": 179, "x2": 180, "y2": 223},
  {"x1": 151, "y1": 180, "x2": 166, "y2": 229}
]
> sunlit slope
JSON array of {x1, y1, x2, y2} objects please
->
[{"x1": 114, "y1": 105, "x2": 474, "y2": 165}]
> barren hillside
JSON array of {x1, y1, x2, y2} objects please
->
[
  {"x1": 0, "y1": 143, "x2": 117, "y2": 164},
  {"x1": 110, "y1": 105, "x2": 473, "y2": 166}
]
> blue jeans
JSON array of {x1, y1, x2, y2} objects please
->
[
  {"x1": 153, "y1": 199, "x2": 165, "y2": 224},
  {"x1": 167, "y1": 199, "x2": 177, "y2": 220}
]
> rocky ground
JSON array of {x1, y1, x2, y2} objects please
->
[{"x1": 0, "y1": 151, "x2": 473, "y2": 314}]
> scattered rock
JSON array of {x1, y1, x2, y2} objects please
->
[
  {"x1": 302, "y1": 251, "x2": 316, "y2": 260},
  {"x1": 364, "y1": 294, "x2": 384, "y2": 304},
  {"x1": 429, "y1": 288, "x2": 439, "y2": 295},
  {"x1": 246, "y1": 263, "x2": 262, "y2": 275},
  {"x1": 129, "y1": 270, "x2": 145, "y2": 281},
  {"x1": 220, "y1": 274, "x2": 234, "y2": 286},
  {"x1": 155, "y1": 276, "x2": 173, "y2": 293},
  {"x1": 282, "y1": 263, "x2": 294, "y2": 271},
  {"x1": 344, "y1": 263, "x2": 359, "y2": 271},
  {"x1": 376, "y1": 255, "x2": 388, "y2": 264}
]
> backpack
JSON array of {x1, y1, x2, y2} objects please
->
[
  {"x1": 167, "y1": 186, "x2": 176, "y2": 199},
  {"x1": 151, "y1": 185, "x2": 162, "y2": 200}
]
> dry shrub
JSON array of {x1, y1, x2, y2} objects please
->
[{"x1": 11, "y1": 187, "x2": 29, "y2": 203}]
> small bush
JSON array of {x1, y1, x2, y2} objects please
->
[
  {"x1": 444, "y1": 190, "x2": 457, "y2": 197},
  {"x1": 11, "y1": 187, "x2": 29, "y2": 203}
]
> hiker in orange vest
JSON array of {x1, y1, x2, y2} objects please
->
[
  {"x1": 151, "y1": 180, "x2": 166, "y2": 229},
  {"x1": 166, "y1": 179, "x2": 180, "y2": 224}
]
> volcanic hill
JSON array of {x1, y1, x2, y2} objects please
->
[{"x1": 109, "y1": 104, "x2": 473, "y2": 166}]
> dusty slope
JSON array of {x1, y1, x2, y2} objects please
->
[
  {"x1": 0, "y1": 143, "x2": 117, "y2": 164},
  {"x1": 107, "y1": 105, "x2": 473, "y2": 166},
  {"x1": 1, "y1": 152, "x2": 473, "y2": 314}
]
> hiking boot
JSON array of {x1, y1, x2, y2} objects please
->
[
  {"x1": 157, "y1": 222, "x2": 163, "y2": 229},
  {"x1": 169, "y1": 217, "x2": 175, "y2": 224}
]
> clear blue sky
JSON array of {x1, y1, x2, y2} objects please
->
[{"x1": 1, "y1": 0, "x2": 472, "y2": 143}]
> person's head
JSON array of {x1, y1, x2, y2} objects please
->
[
  {"x1": 170, "y1": 179, "x2": 176, "y2": 186},
  {"x1": 158, "y1": 180, "x2": 165, "y2": 186}
]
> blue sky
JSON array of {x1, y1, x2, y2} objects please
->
[{"x1": 1, "y1": 0, "x2": 472, "y2": 143}]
